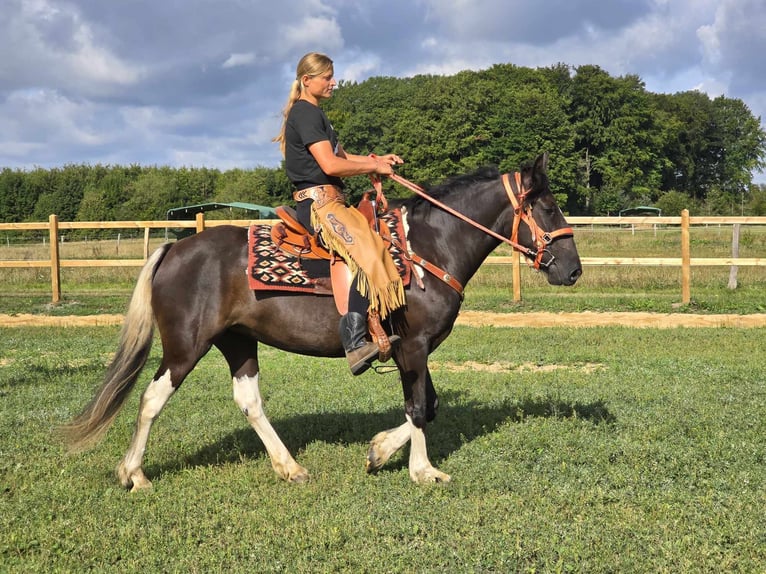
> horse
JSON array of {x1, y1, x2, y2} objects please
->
[{"x1": 63, "y1": 153, "x2": 582, "y2": 490}]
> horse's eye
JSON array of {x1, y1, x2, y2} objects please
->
[{"x1": 534, "y1": 201, "x2": 556, "y2": 215}]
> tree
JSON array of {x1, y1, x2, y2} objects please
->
[
  {"x1": 120, "y1": 168, "x2": 180, "y2": 220},
  {"x1": 747, "y1": 184, "x2": 766, "y2": 215},
  {"x1": 655, "y1": 190, "x2": 694, "y2": 216},
  {"x1": 653, "y1": 91, "x2": 716, "y2": 198},
  {"x1": 0, "y1": 168, "x2": 29, "y2": 222},
  {"x1": 709, "y1": 97, "x2": 766, "y2": 194},
  {"x1": 569, "y1": 66, "x2": 667, "y2": 212}
]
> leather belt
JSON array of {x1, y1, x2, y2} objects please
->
[{"x1": 293, "y1": 185, "x2": 345, "y2": 207}]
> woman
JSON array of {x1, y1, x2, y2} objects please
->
[{"x1": 274, "y1": 52, "x2": 405, "y2": 376}]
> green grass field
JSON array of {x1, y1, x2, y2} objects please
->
[{"x1": 2, "y1": 324, "x2": 765, "y2": 572}]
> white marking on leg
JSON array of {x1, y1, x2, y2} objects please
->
[
  {"x1": 366, "y1": 421, "x2": 411, "y2": 472},
  {"x1": 232, "y1": 374, "x2": 308, "y2": 482},
  {"x1": 407, "y1": 414, "x2": 451, "y2": 483},
  {"x1": 118, "y1": 369, "x2": 175, "y2": 491}
]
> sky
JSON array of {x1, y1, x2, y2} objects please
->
[{"x1": 2, "y1": 0, "x2": 766, "y2": 181}]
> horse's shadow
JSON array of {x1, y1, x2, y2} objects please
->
[{"x1": 146, "y1": 390, "x2": 614, "y2": 479}]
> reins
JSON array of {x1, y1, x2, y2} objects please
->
[
  {"x1": 388, "y1": 173, "x2": 537, "y2": 257},
  {"x1": 368, "y1": 169, "x2": 574, "y2": 297}
]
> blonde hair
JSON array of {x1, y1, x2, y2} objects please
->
[{"x1": 273, "y1": 52, "x2": 334, "y2": 156}]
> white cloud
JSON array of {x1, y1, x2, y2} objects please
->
[
  {"x1": 0, "y1": 0, "x2": 143, "y2": 94},
  {"x1": 280, "y1": 16, "x2": 344, "y2": 57},
  {"x1": 222, "y1": 53, "x2": 257, "y2": 69}
]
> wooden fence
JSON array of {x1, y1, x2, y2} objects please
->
[{"x1": 1, "y1": 211, "x2": 764, "y2": 304}]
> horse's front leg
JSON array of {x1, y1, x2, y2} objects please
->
[
  {"x1": 406, "y1": 414, "x2": 450, "y2": 483},
  {"x1": 366, "y1": 420, "x2": 411, "y2": 472},
  {"x1": 366, "y1": 363, "x2": 441, "y2": 473},
  {"x1": 404, "y1": 366, "x2": 450, "y2": 483},
  {"x1": 367, "y1": 359, "x2": 449, "y2": 483}
]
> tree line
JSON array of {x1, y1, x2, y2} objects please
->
[{"x1": 1, "y1": 63, "x2": 765, "y2": 225}]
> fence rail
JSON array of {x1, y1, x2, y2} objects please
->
[{"x1": 1, "y1": 211, "x2": 764, "y2": 303}]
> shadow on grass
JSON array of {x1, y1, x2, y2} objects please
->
[
  {"x1": 3, "y1": 362, "x2": 105, "y2": 387},
  {"x1": 146, "y1": 390, "x2": 615, "y2": 480}
]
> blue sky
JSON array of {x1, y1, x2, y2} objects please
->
[{"x1": 2, "y1": 0, "x2": 765, "y2": 181}]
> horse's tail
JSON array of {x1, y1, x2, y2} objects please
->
[{"x1": 62, "y1": 243, "x2": 172, "y2": 452}]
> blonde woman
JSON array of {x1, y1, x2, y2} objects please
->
[{"x1": 274, "y1": 52, "x2": 404, "y2": 375}]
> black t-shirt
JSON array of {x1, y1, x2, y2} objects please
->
[{"x1": 285, "y1": 100, "x2": 344, "y2": 191}]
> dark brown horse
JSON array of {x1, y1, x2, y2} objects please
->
[{"x1": 64, "y1": 153, "x2": 581, "y2": 490}]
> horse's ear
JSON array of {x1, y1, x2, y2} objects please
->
[
  {"x1": 534, "y1": 152, "x2": 549, "y2": 174},
  {"x1": 525, "y1": 152, "x2": 549, "y2": 194}
]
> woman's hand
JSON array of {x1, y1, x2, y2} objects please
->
[
  {"x1": 372, "y1": 153, "x2": 404, "y2": 175},
  {"x1": 379, "y1": 154, "x2": 404, "y2": 166}
]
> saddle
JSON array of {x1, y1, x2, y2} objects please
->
[
  {"x1": 270, "y1": 193, "x2": 387, "y2": 261},
  {"x1": 270, "y1": 205, "x2": 329, "y2": 260}
]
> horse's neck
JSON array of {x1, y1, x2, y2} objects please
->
[{"x1": 408, "y1": 187, "x2": 507, "y2": 285}]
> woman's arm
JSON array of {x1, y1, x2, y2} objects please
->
[{"x1": 308, "y1": 141, "x2": 401, "y2": 177}]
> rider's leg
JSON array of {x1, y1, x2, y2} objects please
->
[{"x1": 339, "y1": 278, "x2": 379, "y2": 376}]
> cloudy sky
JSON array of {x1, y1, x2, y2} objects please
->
[{"x1": 2, "y1": 0, "x2": 765, "y2": 181}]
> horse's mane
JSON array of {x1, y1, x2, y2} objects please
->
[{"x1": 397, "y1": 166, "x2": 500, "y2": 210}]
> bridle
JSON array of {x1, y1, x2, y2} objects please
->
[
  {"x1": 500, "y1": 171, "x2": 574, "y2": 270},
  {"x1": 368, "y1": 169, "x2": 574, "y2": 297}
]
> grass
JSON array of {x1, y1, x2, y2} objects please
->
[{"x1": 2, "y1": 325, "x2": 766, "y2": 572}]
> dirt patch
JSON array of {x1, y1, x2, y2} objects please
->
[
  {"x1": 456, "y1": 310, "x2": 766, "y2": 329},
  {"x1": 0, "y1": 314, "x2": 125, "y2": 328},
  {"x1": 432, "y1": 360, "x2": 605, "y2": 373},
  {"x1": 0, "y1": 311, "x2": 765, "y2": 329}
]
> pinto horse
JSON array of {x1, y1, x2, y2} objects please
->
[{"x1": 64, "y1": 153, "x2": 581, "y2": 489}]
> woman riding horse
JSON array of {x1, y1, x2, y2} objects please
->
[{"x1": 274, "y1": 52, "x2": 404, "y2": 376}]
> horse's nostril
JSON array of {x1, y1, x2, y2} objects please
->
[{"x1": 570, "y1": 268, "x2": 582, "y2": 283}]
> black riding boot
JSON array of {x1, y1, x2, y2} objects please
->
[{"x1": 339, "y1": 312, "x2": 380, "y2": 376}]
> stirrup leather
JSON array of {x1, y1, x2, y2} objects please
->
[{"x1": 368, "y1": 310, "x2": 394, "y2": 363}]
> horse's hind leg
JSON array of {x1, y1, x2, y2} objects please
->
[
  {"x1": 117, "y1": 333, "x2": 208, "y2": 491},
  {"x1": 219, "y1": 333, "x2": 309, "y2": 483},
  {"x1": 117, "y1": 367, "x2": 178, "y2": 491}
]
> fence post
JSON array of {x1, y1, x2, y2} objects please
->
[
  {"x1": 512, "y1": 249, "x2": 521, "y2": 302},
  {"x1": 195, "y1": 212, "x2": 206, "y2": 234},
  {"x1": 143, "y1": 227, "x2": 151, "y2": 260},
  {"x1": 681, "y1": 209, "x2": 690, "y2": 304},
  {"x1": 49, "y1": 214, "x2": 61, "y2": 303},
  {"x1": 728, "y1": 223, "x2": 740, "y2": 289}
]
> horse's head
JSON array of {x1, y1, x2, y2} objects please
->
[{"x1": 513, "y1": 153, "x2": 582, "y2": 286}]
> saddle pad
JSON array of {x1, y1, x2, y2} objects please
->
[{"x1": 248, "y1": 209, "x2": 411, "y2": 293}]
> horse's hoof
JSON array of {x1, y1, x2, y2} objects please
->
[
  {"x1": 366, "y1": 430, "x2": 392, "y2": 473},
  {"x1": 288, "y1": 472, "x2": 310, "y2": 484},
  {"x1": 366, "y1": 447, "x2": 384, "y2": 473},
  {"x1": 117, "y1": 461, "x2": 153, "y2": 491},
  {"x1": 285, "y1": 464, "x2": 310, "y2": 484},
  {"x1": 411, "y1": 467, "x2": 451, "y2": 484},
  {"x1": 130, "y1": 479, "x2": 154, "y2": 492}
]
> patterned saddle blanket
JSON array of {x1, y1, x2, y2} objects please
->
[{"x1": 247, "y1": 209, "x2": 411, "y2": 294}]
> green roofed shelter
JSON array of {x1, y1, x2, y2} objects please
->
[
  {"x1": 166, "y1": 202, "x2": 278, "y2": 220},
  {"x1": 166, "y1": 202, "x2": 278, "y2": 238},
  {"x1": 619, "y1": 206, "x2": 662, "y2": 217}
]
